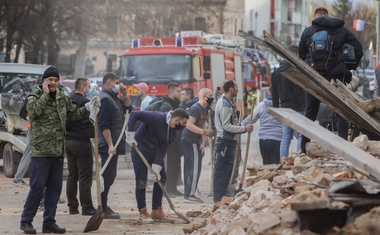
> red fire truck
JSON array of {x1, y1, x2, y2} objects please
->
[
  {"x1": 242, "y1": 50, "x2": 272, "y2": 91},
  {"x1": 119, "y1": 32, "x2": 245, "y2": 108}
]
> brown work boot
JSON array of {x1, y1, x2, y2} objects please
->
[
  {"x1": 138, "y1": 208, "x2": 154, "y2": 224},
  {"x1": 151, "y1": 208, "x2": 167, "y2": 221},
  {"x1": 212, "y1": 201, "x2": 221, "y2": 212}
]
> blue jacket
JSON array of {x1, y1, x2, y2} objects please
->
[
  {"x1": 242, "y1": 95, "x2": 282, "y2": 141},
  {"x1": 127, "y1": 110, "x2": 177, "y2": 165}
]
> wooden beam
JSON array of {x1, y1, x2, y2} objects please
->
[{"x1": 267, "y1": 107, "x2": 380, "y2": 180}]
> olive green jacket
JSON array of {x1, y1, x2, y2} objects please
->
[{"x1": 27, "y1": 85, "x2": 90, "y2": 157}]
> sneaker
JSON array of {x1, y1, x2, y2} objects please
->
[
  {"x1": 151, "y1": 208, "x2": 167, "y2": 221},
  {"x1": 212, "y1": 201, "x2": 221, "y2": 212},
  {"x1": 14, "y1": 179, "x2": 28, "y2": 187},
  {"x1": 42, "y1": 223, "x2": 66, "y2": 234},
  {"x1": 20, "y1": 222, "x2": 36, "y2": 234},
  {"x1": 38, "y1": 203, "x2": 45, "y2": 211},
  {"x1": 299, "y1": 152, "x2": 307, "y2": 157},
  {"x1": 81, "y1": 206, "x2": 97, "y2": 216},
  {"x1": 183, "y1": 196, "x2": 203, "y2": 203},
  {"x1": 103, "y1": 206, "x2": 120, "y2": 219},
  {"x1": 138, "y1": 208, "x2": 154, "y2": 224}
]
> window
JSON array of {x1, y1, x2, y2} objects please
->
[{"x1": 195, "y1": 17, "x2": 206, "y2": 32}]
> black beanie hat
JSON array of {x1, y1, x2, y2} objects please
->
[{"x1": 42, "y1": 66, "x2": 60, "y2": 80}]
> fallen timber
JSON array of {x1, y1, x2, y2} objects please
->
[
  {"x1": 238, "y1": 30, "x2": 380, "y2": 140},
  {"x1": 267, "y1": 108, "x2": 380, "y2": 181}
]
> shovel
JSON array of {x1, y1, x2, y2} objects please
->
[
  {"x1": 99, "y1": 110, "x2": 129, "y2": 192},
  {"x1": 132, "y1": 144, "x2": 191, "y2": 224},
  {"x1": 235, "y1": 99, "x2": 255, "y2": 195},
  {"x1": 84, "y1": 114, "x2": 105, "y2": 233}
]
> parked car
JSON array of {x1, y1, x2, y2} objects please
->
[{"x1": 0, "y1": 63, "x2": 49, "y2": 134}]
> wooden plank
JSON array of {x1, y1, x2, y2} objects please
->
[{"x1": 267, "y1": 107, "x2": 380, "y2": 180}]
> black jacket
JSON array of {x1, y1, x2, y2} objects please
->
[
  {"x1": 271, "y1": 60, "x2": 305, "y2": 112},
  {"x1": 66, "y1": 93, "x2": 94, "y2": 141},
  {"x1": 299, "y1": 16, "x2": 363, "y2": 80}
]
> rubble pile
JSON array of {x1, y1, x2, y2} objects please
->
[{"x1": 185, "y1": 137, "x2": 380, "y2": 235}]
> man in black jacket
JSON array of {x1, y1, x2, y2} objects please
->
[
  {"x1": 65, "y1": 78, "x2": 97, "y2": 216},
  {"x1": 298, "y1": 7, "x2": 363, "y2": 154},
  {"x1": 158, "y1": 82, "x2": 183, "y2": 197},
  {"x1": 272, "y1": 45, "x2": 305, "y2": 158}
]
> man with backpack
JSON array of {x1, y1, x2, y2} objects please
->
[{"x1": 298, "y1": 7, "x2": 363, "y2": 155}]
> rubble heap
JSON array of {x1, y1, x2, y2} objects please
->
[{"x1": 184, "y1": 137, "x2": 380, "y2": 235}]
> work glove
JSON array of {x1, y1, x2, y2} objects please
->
[
  {"x1": 203, "y1": 129, "x2": 214, "y2": 137},
  {"x1": 126, "y1": 131, "x2": 137, "y2": 147},
  {"x1": 91, "y1": 96, "x2": 101, "y2": 108},
  {"x1": 151, "y1": 164, "x2": 162, "y2": 181}
]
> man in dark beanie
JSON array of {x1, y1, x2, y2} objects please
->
[{"x1": 20, "y1": 66, "x2": 99, "y2": 234}]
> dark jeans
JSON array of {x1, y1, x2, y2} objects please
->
[
  {"x1": 259, "y1": 139, "x2": 281, "y2": 165},
  {"x1": 301, "y1": 92, "x2": 348, "y2": 153},
  {"x1": 100, "y1": 152, "x2": 119, "y2": 209},
  {"x1": 165, "y1": 138, "x2": 182, "y2": 193},
  {"x1": 213, "y1": 138, "x2": 236, "y2": 203},
  {"x1": 21, "y1": 157, "x2": 63, "y2": 226},
  {"x1": 131, "y1": 148, "x2": 166, "y2": 210},
  {"x1": 181, "y1": 139, "x2": 202, "y2": 198},
  {"x1": 66, "y1": 140, "x2": 93, "y2": 210}
]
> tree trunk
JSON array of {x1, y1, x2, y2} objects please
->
[{"x1": 73, "y1": 36, "x2": 88, "y2": 79}]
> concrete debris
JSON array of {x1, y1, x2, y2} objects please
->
[
  {"x1": 188, "y1": 150, "x2": 380, "y2": 235},
  {"x1": 352, "y1": 134, "x2": 369, "y2": 150}
]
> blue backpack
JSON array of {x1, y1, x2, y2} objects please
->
[{"x1": 309, "y1": 30, "x2": 333, "y2": 72}]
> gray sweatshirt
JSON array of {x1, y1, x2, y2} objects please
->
[{"x1": 214, "y1": 94, "x2": 246, "y2": 140}]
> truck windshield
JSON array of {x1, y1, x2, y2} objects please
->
[{"x1": 121, "y1": 54, "x2": 191, "y2": 84}]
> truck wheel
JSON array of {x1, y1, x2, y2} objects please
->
[{"x1": 3, "y1": 143, "x2": 18, "y2": 178}]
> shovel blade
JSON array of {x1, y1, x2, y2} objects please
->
[{"x1": 83, "y1": 211, "x2": 105, "y2": 233}]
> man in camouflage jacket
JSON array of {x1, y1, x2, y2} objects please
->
[{"x1": 20, "y1": 66, "x2": 92, "y2": 234}]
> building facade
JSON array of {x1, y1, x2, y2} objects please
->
[{"x1": 59, "y1": 0, "x2": 245, "y2": 75}]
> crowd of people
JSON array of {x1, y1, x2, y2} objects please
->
[{"x1": 15, "y1": 6, "x2": 363, "y2": 234}]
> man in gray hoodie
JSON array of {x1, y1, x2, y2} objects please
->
[{"x1": 213, "y1": 80, "x2": 253, "y2": 210}]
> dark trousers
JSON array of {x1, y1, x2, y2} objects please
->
[
  {"x1": 21, "y1": 157, "x2": 63, "y2": 226},
  {"x1": 131, "y1": 148, "x2": 166, "y2": 210},
  {"x1": 66, "y1": 140, "x2": 93, "y2": 210},
  {"x1": 301, "y1": 92, "x2": 348, "y2": 153},
  {"x1": 165, "y1": 138, "x2": 182, "y2": 193},
  {"x1": 100, "y1": 152, "x2": 118, "y2": 209},
  {"x1": 213, "y1": 138, "x2": 236, "y2": 203},
  {"x1": 259, "y1": 139, "x2": 281, "y2": 165},
  {"x1": 181, "y1": 139, "x2": 202, "y2": 198}
]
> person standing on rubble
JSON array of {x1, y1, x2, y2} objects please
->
[
  {"x1": 298, "y1": 7, "x2": 363, "y2": 155},
  {"x1": 213, "y1": 80, "x2": 253, "y2": 210},
  {"x1": 272, "y1": 45, "x2": 305, "y2": 158}
]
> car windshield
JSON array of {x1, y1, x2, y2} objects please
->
[
  {"x1": 0, "y1": 73, "x2": 42, "y2": 91},
  {"x1": 120, "y1": 54, "x2": 191, "y2": 84}
]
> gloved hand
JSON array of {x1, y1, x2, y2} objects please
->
[
  {"x1": 126, "y1": 131, "x2": 137, "y2": 146},
  {"x1": 91, "y1": 96, "x2": 101, "y2": 108},
  {"x1": 151, "y1": 164, "x2": 162, "y2": 181},
  {"x1": 203, "y1": 129, "x2": 214, "y2": 137}
]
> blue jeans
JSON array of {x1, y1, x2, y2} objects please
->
[
  {"x1": 213, "y1": 138, "x2": 236, "y2": 203},
  {"x1": 280, "y1": 124, "x2": 301, "y2": 158}
]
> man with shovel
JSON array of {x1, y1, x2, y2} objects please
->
[
  {"x1": 97, "y1": 73, "x2": 132, "y2": 219},
  {"x1": 126, "y1": 108, "x2": 189, "y2": 224},
  {"x1": 213, "y1": 80, "x2": 253, "y2": 211}
]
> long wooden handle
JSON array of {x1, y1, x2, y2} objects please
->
[
  {"x1": 94, "y1": 115, "x2": 102, "y2": 209},
  {"x1": 208, "y1": 110, "x2": 215, "y2": 192},
  {"x1": 239, "y1": 99, "x2": 255, "y2": 185},
  {"x1": 100, "y1": 110, "x2": 129, "y2": 175}
]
